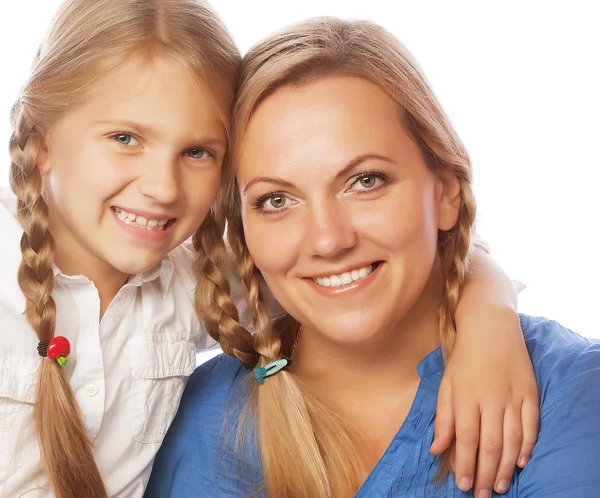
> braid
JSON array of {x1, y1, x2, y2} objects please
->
[
  {"x1": 226, "y1": 206, "x2": 277, "y2": 361},
  {"x1": 193, "y1": 199, "x2": 259, "y2": 369},
  {"x1": 437, "y1": 177, "x2": 477, "y2": 478},
  {"x1": 9, "y1": 103, "x2": 107, "y2": 498},
  {"x1": 437, "y1": 177, "x2": 476, "y2": 362}
]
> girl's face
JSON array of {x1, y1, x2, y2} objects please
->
[
  {"x1": 238, "y1": 77, "x2": 460, "y2": 346},
  {"x1": 38, "y1": 56, "x2": 226, "y2": 278}
]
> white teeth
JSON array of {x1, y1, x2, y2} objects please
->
[
  {"x1": 313, "y1": 264, "x2": 374, "y2": 288},
  {"x1": 112, "y1": 207, "x2": 170, "y2": 231},
  {"x1": 340, "y1": 273, "x2": 352, "y2": 285}
]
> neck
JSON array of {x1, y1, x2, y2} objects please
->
[{"x1": 53, "y1": 242, "x2": 128, "y2": 319}]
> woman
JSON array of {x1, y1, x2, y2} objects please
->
[
  {"x1": 146, "y1": 18, "x2": 600, "y2": 497},
  {"x1": 0, "y1": 2, "x2": 541, "y2": 496}
]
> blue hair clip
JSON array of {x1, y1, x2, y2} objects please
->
[{"x1": 253, "y1": 359, "x2": 291, "y2": 384}]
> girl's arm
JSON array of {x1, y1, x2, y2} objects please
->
[{"x1": 430, "y1": 246, "x2": 539, "y2": 497}]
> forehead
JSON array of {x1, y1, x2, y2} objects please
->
[
  {"x1": 67, "y1": 56, "x2": 225, "y2": 137},
  {"x1": 239, "y1": 77, "x2": 408, "y2": 175}
]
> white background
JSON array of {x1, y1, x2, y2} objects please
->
[{"x1": 0, "y1": 1, "x2": 598, "y2": 338}]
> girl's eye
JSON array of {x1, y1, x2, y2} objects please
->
[
  {"x1": 186, "y1": 148, "x2": 211, "y2": 159},
  {"x1": 112, "y1": 133, "x2": 139, "y2": 146}
]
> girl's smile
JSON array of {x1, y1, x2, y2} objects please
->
[{"x1": 111, "y1": 206, "x2": 175, "y2": 242}]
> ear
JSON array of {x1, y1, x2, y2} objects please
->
[
  {"x1": 436, "y1": 171, "x2": 461, "y2": 231},
  {"x1": 36, "y1": 134, "x2": 51, "y2": 175}
]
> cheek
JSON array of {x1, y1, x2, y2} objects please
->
[
  {"x1": 183, "y1": 169, "x2": 222, "y2": 218},
  {"x1": 355, "y1": 186, "x2": 439, "y2": 252},
  {"x1": 47, "y1": 140, "x2": 127, "y2": 205},
  {"x1": 244, "y1": 216, "x2": 299, "y2": 279}
]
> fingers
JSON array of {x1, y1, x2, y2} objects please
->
[
  {"x1": 453, "y1": 404, "x2": 480, "y2": 492},
  {"x1": 518, "y1": 396, "x2": 540, "y2": 468},
  {"x1": 473, "y1": 408, "x2": 504, "y2": 498},
  {"x1": 493, "y1": 405, "x2": 523, "y2": 494},
  {"x1": 430, "y1": 380, "x2": 455, "y2": 455}
]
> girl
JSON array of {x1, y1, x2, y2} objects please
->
[
  {"x1": 1, "y1": 1, "x2": 536, "y2": 497},
  {"x1": 1, "y1": 1, "x2": 238, "y2": 496},
  {"x1": 147, "y1": 17, "x2": 600, "y2": 498}
]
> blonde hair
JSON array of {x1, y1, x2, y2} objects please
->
[
  {"x1": 8, "y1": 1, "x2": 240, "y2": 496},
  {"x1": 211, "y1": 18, "x2": 477, "y2": 497}
]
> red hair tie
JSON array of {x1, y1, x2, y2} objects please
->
[{"x1": 37, "y1": 336, "x2": 71, "y2": 367}]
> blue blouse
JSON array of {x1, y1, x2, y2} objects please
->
[{"x1": 145, "y1": 315, "x2": 600, "y2": 497}]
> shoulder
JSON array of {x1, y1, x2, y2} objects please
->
[
  {"x1": 167, "y1": 354, "x2": 247, "y2": 443},
  {"x1": 166, "y1": 242, "x2": 197, "y2": 292},
  {"x1": 146, "y1": 354, "x2": 251, "y2": 497},
  {"x1": 0, "y1": 204, "x2": 34, "y2": 363},
  {"x1": 520, "y1": 314, "x2": 599, "y2": 402},
  {"x1": 516, "y1": 315, "x2": 600, "y2": 497},
  {"x1": 182, "y1": 353, "x2": 248, "y2": 410}
]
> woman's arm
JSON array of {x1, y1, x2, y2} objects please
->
[{"x1": 431, "y1": 246, "x2": 540, "y2": 496}]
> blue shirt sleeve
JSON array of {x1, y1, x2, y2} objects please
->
[{"x1": 516, "y1": 317, "x2": 600, "y2": 497}]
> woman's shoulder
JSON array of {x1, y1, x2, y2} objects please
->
[
  {"x1": 184, "y1": 353, "x2": 248, "y2": 406},
  {"x1": 520, "y1": 314, "x2": 599, "y2": 393},
  {"x1": 145, "y1": 354, "x2": 252, "y2": 497},
  {"x1": 165, "y1": 353, "x2": 247, "y2": 450},
  {"x1": 168, "y1": 353, "x2": 248, "y2": 443},
  {"x1": 515, "y1": 315, "x2": 600, "y2": 495}
]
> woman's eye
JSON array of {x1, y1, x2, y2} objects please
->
[
  {"x1": 112, "y1": 133, "x2": 139, "y2": 146},
  {"x1": 254, "y1": 193, "x2": 293, "y2": 213},
  {"x1": 353, "y1": 173, "x2": 384, "y2": 191},
  {"x1": 266, "y1": 195, "x2": 287, "y2": 209},
  {"x1": 359, "y1": 175, "x2": 377, "y2": 188},
  {"x1": 187, "y1": 148, "x2": 211, "y2": 159}
]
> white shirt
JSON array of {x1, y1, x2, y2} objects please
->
[{"x1": 0, "y1": 203, "x2": 264, "y2": 497}]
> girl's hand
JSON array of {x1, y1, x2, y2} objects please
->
[
  {"x1": 430, "y1": 247, "x2": 540, "y2": 496},
  {"x1": 431, "y1": 308, "x2": 539, "y2": 496}
]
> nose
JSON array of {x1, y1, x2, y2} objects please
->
[
  {"x1": 307, "y1": 198, "x2": 357, "y2": 258},
  {"x1": 137, "y1": 153, "x2": 180, "y2": 204}
]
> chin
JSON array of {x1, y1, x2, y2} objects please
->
[
  {"x1": 109, "y1": 252, "x2": 165, "y2": 276},
  {"x1": 315, "y1": 316, "x2": 386, "y2": 344}
]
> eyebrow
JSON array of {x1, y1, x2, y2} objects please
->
[
  {"x1": 242, "y1": 153, "x2": 395, "y2": 194},
  {"x1": 95, "y1": 120, "x2": 156, "y2": 137},
  {"x1": 94, "y1": 120, "x2": 226, "y2": 149}
]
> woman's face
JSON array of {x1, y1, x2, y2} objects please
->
[{"x1": 238, "y1": 76, "x2": 460, "y2": 345}]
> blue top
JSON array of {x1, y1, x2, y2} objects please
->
[{"x1": 145, "y1": 316, "x2": 600, "y2": 497}]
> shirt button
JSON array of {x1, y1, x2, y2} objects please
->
[{"x1": 86, "y1": 384, "x2": 98, "y2": 397}]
